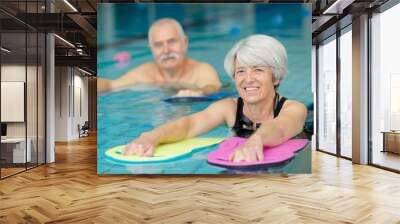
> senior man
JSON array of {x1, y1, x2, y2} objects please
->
[{"x1": 98, "y1": 18, "x2": 222, "y2": 96}]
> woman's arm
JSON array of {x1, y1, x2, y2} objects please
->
[
  {"x1": 230, "y1": 100, "x2": 307, "y2": 162},
  {"x1": 123, "y1": 99, "x2": 233, "y2": 156},
  {"x1": 255, "y1": 100, "x2": 307, "y2": 146}
]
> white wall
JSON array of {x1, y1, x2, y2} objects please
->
[
  {"x1": 55, "y1": 67, "x2": 89, "y2": 141},
  {"x1": 55, "y1": 67, "x2": 69, "y2": 141},
  {"x1": 1, "y1": 65, "x2": 34, "y2": 138},
  {"x1": 1, "y1": 65, "x2": 26, "y2": 127},
  {"x1": 75, "y1": 71, "x2": 89, "y2": 139},
  {"x1": 1, "y1": 65, "x2": 26, "y2": 81},
  {"x1": 1, "y1": 82, "x2": 25, "y2": 122},
  {"x1": 1, "y1": 64, "x2": 46, "y2": 163}
]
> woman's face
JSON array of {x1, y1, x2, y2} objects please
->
[{"x1": 234, "y1": 60, "x2": 280, "y2": 104}]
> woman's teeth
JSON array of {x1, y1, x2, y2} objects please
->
[{"x1": 245, "y1": 87, "x2": 259, "y2": 91}]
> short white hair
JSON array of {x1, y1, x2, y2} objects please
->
[
  {"x1": 148, "y1": 18, "x2": 186, "y2": 45},
  {"x1": 224, "y1": 34, "x2": 287, "y2": 81}
]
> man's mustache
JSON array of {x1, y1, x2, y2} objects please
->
[{"x1": 159, "y1": 52, "x2": 179, "y2": 62}]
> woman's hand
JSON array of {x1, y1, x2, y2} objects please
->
[
  {"x1": 229, "y1": 134, "x2": 264, "y2": 162},
  {"x1": 123, "y1": 133, "x2": 157, "y2": 157}
]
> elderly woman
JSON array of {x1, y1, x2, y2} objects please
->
[{"x1": 123, "y1": 34, "x2": 307, "y2": 162}]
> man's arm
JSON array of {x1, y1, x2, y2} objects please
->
[
  {"x1": 194, "y1": 63, "x2": 222, "y2": 95},
  {"x1": 97, "y1": 64, "x2": 151, "y2": 93},
  {"x1": 97, "y1": 78, "x2": 113, "y2": 93}
]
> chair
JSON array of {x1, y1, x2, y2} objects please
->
[{"x1": 79, "y1": 121, "x2": 90, "y2": 138}]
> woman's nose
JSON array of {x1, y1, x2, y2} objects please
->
[{"x1": 244, "y1": 71, "x2": 256, "y2": 82}]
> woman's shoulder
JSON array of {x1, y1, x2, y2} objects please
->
[
  {"x1": 213, "y1": 97, "x2": 237, "y2": 107},
  {"x1": 281, "y1": 98, "x2": 307, "y2": 114},
  {"x1": 207, "y1": 98, "x2": 237, "y2": 115},
  {"x1": 283, "y1": 98, "x2": 304, "y2": 106},
  {"x1": 206, "y1": 98, "x2": 237, "y2": 125}
]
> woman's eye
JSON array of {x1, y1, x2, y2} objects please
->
[
  {"x1": 254, "y1": 68, "x2": 264, "y2": 73},
  {"x1": 236, "y1": 70, "x2": 245, "y2": 75}
]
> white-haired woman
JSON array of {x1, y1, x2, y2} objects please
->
[{"x1": 123, "y1": 34, "x2": 307, "y2": 162}]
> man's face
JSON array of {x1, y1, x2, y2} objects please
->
[{"x1": 149, "y1": 23, "x2": 188, "y2": 70}]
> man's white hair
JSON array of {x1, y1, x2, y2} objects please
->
[
  {"x1": 148, "y1": 18, "x2": 186, "y2": 45},
  {"x1": 224, "y1": 34, "x2": 288, "y2": 82}
]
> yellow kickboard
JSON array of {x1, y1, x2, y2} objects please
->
[{"x1": 105, "y1": 137, "x2": 225, "y2": 163}]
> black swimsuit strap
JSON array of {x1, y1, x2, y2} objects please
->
[
  {"x1": 232, "y1": 94, "x2": 287, "y2": 137},
  {"x1": 273, "y1": 95, "x2": 287, "y2": 118},
  {"x1": 237, "y1": 94, "x2": 287, "y2": 120},
  {"x1": 233, "y1": 97, "x2": 244, "y2": 129}
]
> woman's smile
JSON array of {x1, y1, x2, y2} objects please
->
[{"x1": 243, "y1": 86, "x2": 260, "y2": 96}]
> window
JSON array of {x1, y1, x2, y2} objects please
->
[
  {"x1": 370, "y1": 2, "x2": 400, "y2": 171},
  {"x1": 317, "y1": 35, "x2": 337, "y2": 155},
  {"x1": 339, "y1": 27, "x2": 352, "y2": 158}
]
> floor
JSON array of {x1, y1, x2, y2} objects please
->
[
  {"x1": 0, "y1": 135, "x2": 400, "y2": 223},
  {"x1": 372, "y1": 150, "x2": 400, "y2": 171},
  {"x1": 1, "y1": 163, "x2": 43, "y2": 178},
  {"x1": 0, "y1": 167, "x2": 25, "y2": 177}
]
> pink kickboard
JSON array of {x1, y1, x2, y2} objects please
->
[{"x1": 207, "y1": 137, "x2": 309, "y2": 167}]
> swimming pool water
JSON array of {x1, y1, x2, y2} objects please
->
[{"x1": 97, "y1": 4, "x2": 312, "y2": 174}]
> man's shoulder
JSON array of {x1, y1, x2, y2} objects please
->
[
  {"x1": 190, "y1": 59, "x2": 214, "y2": 70},
  {"x1": 122, "y1": 62, "x2": 159, "y2": 83},
  {"x1": 138, "y1": 62, "x2": 158, "y2": 71},
  {"x1": 133, "y1": 62, "x2": 159, "y2": 76},
  {"x1": 188, "y1": 59, "x2": 217, "y2": 75}
]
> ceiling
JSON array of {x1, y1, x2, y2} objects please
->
[{"x1": 0, "y1": 0, "x2": 390, "y2": 76}]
